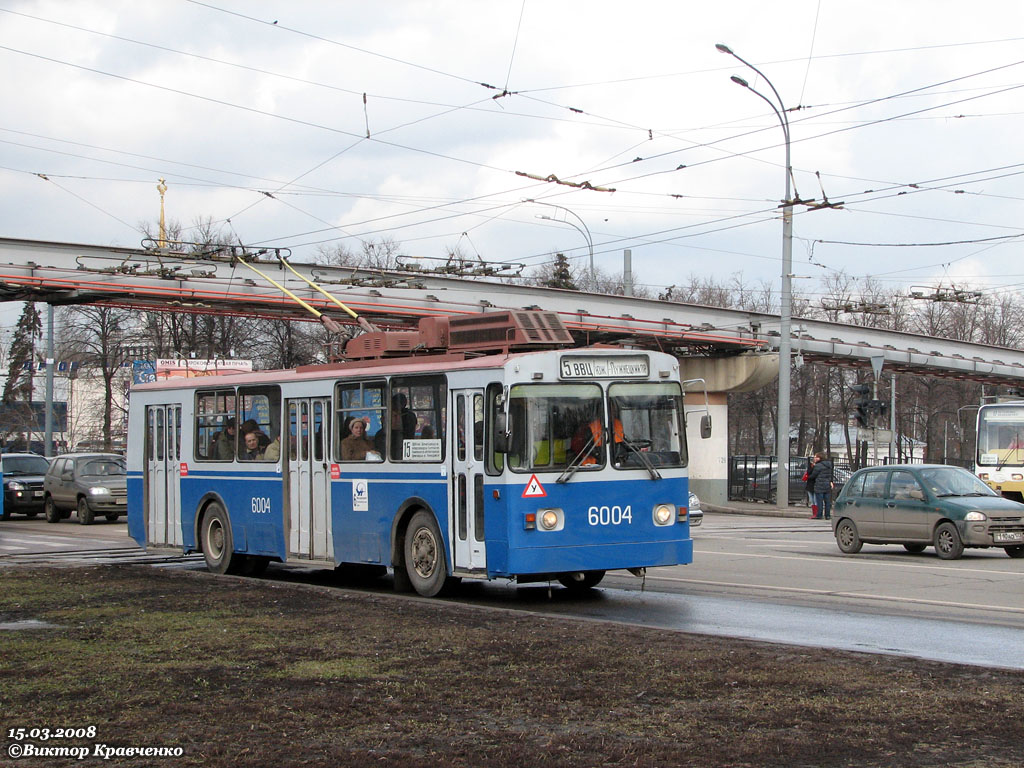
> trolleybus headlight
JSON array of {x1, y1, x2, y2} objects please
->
[
  {"x1": 537, "y1": 508, "x2": 563, "y2": 531},
  {"x1": 1013, "y1": 473, "x2": 1023, "y2": 481},
  {"x1": 653, "y1": 503, "x2": 674, "y2": 526},
  {"x1": 978, "y1": 473, "x2": 990, "y2": 480}
]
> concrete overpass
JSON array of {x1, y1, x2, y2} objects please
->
[
  {"x1": 2, "y1": 237, "x2": 1021, "y2": 503},
  {"x1": 2, "y1": 237, "x2": 1022, "y2": 384}
]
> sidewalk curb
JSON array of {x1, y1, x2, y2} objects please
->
[{"x1": 703, "y1": 503, "x2": 814, "y2": 519}]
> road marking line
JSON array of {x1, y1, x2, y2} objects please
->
[
  {"x1": 651, "y1": 574, "x2": 1024, "y2": 615},
  {"x1": 691, "y1": 547, "x2": 1024, "y2": 577},
  {"x1": 0, "y1": 538, "x2": 77, "y2": 549}
]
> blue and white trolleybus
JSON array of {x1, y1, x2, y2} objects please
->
[{"x1": 126, "y1": 312, "x2": 708, "y2": 596}]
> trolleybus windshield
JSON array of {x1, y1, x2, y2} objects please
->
[
  {"x1": 977, "y1": 405, "x2": 1024, "y2": 467},
  {"x1": 505, "y1": 382, "x2": 685, "y2": 472}
]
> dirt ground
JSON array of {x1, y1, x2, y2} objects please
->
[{"x1": 1, "y1": 565, "x2": 1022, "y2": 768}]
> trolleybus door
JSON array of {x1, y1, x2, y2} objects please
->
[
  {"x1": 286, "y1": 398, "x2": 333, "y2": 561},
  {"x1": 146, "y1": 404, "x2": 182, "y2": 547},
  {"x1": 451, "y1": 389, "x2": 486, "y2": 571}
]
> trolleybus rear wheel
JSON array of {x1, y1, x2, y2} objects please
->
[
  {"x1": 558, "y1": 570, "x2": 606, "y2": 591},
  {"x1": 201, "y1": 503, "x2": 235, "y2": 574},
  {"x1": 404, "y1": 510, "x2": 454, "y2": 597}
]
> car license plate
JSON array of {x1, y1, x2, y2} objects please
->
[
  {"x1": 994, "y1": 531, "x2": 1024, "y2": 543},
  {"x1": 33, "y1": 491, "x2": 43, "y2": 498},
  {"x1": 115, "y1": 498, "x2": 125, "y2": 504}
]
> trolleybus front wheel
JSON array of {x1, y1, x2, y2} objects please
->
[
  {"x1": 404, "y1": 510, "x2": 456, "y2": 597},
  {"x1": 201, "y1": 503, "x2": 237, "y2": 575}
]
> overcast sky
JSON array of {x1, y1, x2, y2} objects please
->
[{"x1": 2, "y1": 0, "x2": 1024, "y2": 319}]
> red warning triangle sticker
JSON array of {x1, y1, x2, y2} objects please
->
[{"x1": 522, "y1": 474, "x2": 547, "y2": 498}]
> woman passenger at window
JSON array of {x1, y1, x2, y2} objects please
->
[{"x1": 341, "y1": 417, "x2": 377, "y2": 461}]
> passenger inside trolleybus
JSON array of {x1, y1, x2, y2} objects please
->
[{"x1": 341, "y1": 418, "x2": 378, "y2": 461}]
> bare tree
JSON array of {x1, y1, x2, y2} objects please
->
[{"x1": 59, "y1": 305, "x2": 134, "y2": 450}]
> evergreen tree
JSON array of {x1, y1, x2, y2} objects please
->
[
  {"x1": 543, "y1": 253, "x2": 578, "y2": 290},
  {"x1": 2, "y1": 302, "x2": 41, "y2": 404}
]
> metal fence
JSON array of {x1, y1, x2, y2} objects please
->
[
  {"x1": 728, "y1": 455, "x2": 806, "y2": 505},
  {"x1": 729, "y1": 454, "x2": 973, "y2": 505}
]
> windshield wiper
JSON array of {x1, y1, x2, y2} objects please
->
[
  {"x1": 557, "y1": 435, "x2": 598, "y2": 484},
  {"x1": 618, "y1": 437, "x2": 662, "y2": 480}
]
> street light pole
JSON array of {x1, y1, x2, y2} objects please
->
[
  {"x1": 524, "y1": 199, "x2": 596, "y2": 286},
  {"x1": 717, "y1": 43, "x2": 794, "y2": 507}
]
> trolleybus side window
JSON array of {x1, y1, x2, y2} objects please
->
[
  {"x1": 237, "y1": 386, "x2": 281, "y2": 462},
  {"x1": 473, "y1": 394, "x2": 484, "y2": 462},
  {"x1": 335, "y1": 380, "x2": 386, "y2": 462},
  {"x1": 456, "y1": 395, "x2": 466, "y2": 461},
  {"x1": 155, "y1": 408, "x2": 165, "y2": 461},
  {"x1": 486, "y1": 383, "x2": 504, "y2": 475},
  {"x1": 608, "y1": 382, "x2": 686, "y2": 469},
  {"x1": 195, "y1": 389, "x2": 235, "y2": 461},
  {"x1": 390, "y1": 376, "x2": 446, "y2": 462}
]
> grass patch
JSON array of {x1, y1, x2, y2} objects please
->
[{"x1": 0, "y1": 565, "x2": 1022, "y2": 768}]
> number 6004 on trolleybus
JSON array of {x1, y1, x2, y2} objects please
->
[{"x1": 126, "y1": 311, "x2": 709, "y2": 597}]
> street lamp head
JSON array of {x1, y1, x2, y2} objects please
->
[
  {"x1": 730, "y1": 75, "x2": 749, "y2": 88},
  {"x1": 715, "y1": 43, "x2": 734, "y2": 55}
]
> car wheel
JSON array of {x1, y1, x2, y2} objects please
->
[
  {"x1": 903, "y1": 543, "x2": 927, "y2": 553},
  {"x1": 1004, "y1": 545, "x2": 1024, "y2": 559},
  {"x1": 558, "y1": 570, "x2": 606, "y2": 591},
  {"x1": 934, "y1": 522, "x2": 964, "y2": 560},
  {"x1": 201, "y1": 503, "x2": 236, "y2": 575},
  {"x1": 77, "y1": 497, "x2": 94, "y2": 525},
  {"x1": 403, "y1": 510, "x2": 456, "y2": 597},
  {"x1": 44, "y1": 496, "x2": 61, "y2": 524},
  {"x1": 105, "y1": 512, "x2": 120, "y2": 522},
  {"x1": 835, "y1": 519, "x2": 863, "y2": 554}
]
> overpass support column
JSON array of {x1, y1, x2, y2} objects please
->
[
  {"x1": 686, "y1": 392, "x2": 729, "y2": 505},
  {"x1": 680, "y1": 353, "x2": 780, "y2": 506}
]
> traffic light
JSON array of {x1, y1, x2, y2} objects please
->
[
  {"x1": 875, "y1": 400, "x2": 889, "y2": 420},
  {"x1": 850, "y1": 384, "x2": 871, "y2": 428}
]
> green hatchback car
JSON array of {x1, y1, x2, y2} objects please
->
[{"x1": 832, "y1": 464, "x2": 1024, "y2": 560}]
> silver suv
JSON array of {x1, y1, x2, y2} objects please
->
[{"x1": 43, "y1": 453, "x2": 127, "y2": 525}]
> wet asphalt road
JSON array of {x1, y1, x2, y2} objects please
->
[{"x1": 2, "y1": 512, "x2": 1023, "y2": 669}]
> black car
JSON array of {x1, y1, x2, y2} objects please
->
[{"x1": 1, "y1": 453, "x2": 51, "y2": 519}]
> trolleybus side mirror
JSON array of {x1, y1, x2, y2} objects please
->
[
  {"x1": 493, "y1": 413, "x2": 510, "y2": 453},
  {"x1": 701, "y1": 414, "x2": 712, "y2": 439}
]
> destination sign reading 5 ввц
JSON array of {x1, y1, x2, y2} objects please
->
[{"x1": 560, "y1": 355, "x2": 649, "y2": 379}]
